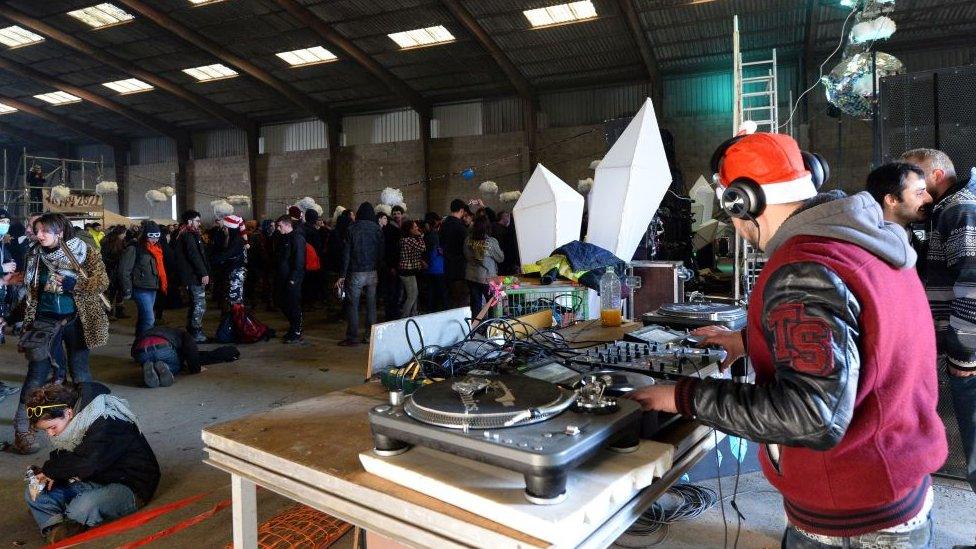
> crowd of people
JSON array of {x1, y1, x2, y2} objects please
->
[
  {"x1": 3, "y1": 140, "x2": 975, "y2": 547},
  {"x1": 0, "y1": 196, "x2": 522, "y2": 542}
]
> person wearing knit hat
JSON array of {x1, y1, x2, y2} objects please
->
[
  {"x1": 120, "y1": 221, "x2": 169, "y2": 346},
  {"x1": 627, "y1": 132, "x2": 946, "y2": 546},
  {"x1": 212, "y1": 214, "x2": 248, "y2": 313}
]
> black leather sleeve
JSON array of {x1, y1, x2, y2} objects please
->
[{"x1": 677, "y1": 262, "x2": 861, "y2": 450}]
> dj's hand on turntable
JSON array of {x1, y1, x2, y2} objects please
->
[
  {"x1": 623, "y1": 383, "x2": 678, "y2": 414},
  {"x1": 690, "y1": 325, "x2": 745, "y2": 371}
]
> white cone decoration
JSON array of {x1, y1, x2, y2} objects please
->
[
  {"x1": 499, "y1": 191, "x2": 521, "y2": 203},
  {"x1": 586, "y1": 98, "x2": 671, "y2": 260},
  {"x1": 512, "y1": 164, "x2": 584, "y2": 265},
  {"x1": 95, "y1": 181, "x2": 118, "y2": 196}
]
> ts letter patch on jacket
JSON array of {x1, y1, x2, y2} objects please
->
[{"x1": 768, "y1": 302, "x2": 834, "y2": 375}]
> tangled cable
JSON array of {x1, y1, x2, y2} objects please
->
[{"x1": 614, "y1": 484, "x2": 719, "y2": 548}]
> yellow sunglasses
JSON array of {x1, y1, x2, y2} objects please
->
[{"x1": 27, "y1": 404, "x2": 68, "y2": 419}]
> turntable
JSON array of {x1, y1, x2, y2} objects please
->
[
  {"x1": 642, "y1": 299, "x2": 746, "y2": 330},
  {"x1": 368, "y1": 374, "x2": 641, "y2": 504}
]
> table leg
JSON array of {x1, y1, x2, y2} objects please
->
[{"x1": 231, "y1": 474, "x2": 258, "y2": 549}]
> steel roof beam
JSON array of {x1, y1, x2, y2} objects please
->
[
  {"x1": 0, "y1": 56, "x2": 188, "y2": 143},
  {"x1": 0, "y1": 120, "x2": 62, "y2": 151},
  {"x1": 0, "y1": 4, "x2": 250, "y2": 132},
  {"x1": 0, "y1": 94, "x2": 125, "y2": 148},
  {"x1": 616, "y1": 0, "x2": 662, "y2": 108},
  {"x1": 114, "y1": 0, "x2": 333, "y2": 121},
  {"x1": 272, "y1": 0, "x2": 429, "y2": 115},
  {"x1": 439, "y1": 0, "x2": 533, "y2": 100}
]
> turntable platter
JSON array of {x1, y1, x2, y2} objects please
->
[
  {"x1": 405, "y1": 375, "x2": 576, "y2": 430},
  {"x1": 657, "y1": 302, "x2": 745, "y2": 321}
]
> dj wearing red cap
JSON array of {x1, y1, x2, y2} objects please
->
[{"x1": 627, "y1": 131, "x2": 947, "y2": 547}]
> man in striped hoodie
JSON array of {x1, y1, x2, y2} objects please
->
[{"x1": 903, "y1": 148, "x2": 976, "y2": 504}]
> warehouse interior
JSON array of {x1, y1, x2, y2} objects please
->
[{"x1": 0, "y1": 0, "x2": 974, "y2": 548}]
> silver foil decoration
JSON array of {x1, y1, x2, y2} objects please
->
[{"x1": 822, "y1": 51, "x2": 905, "y2": 119}]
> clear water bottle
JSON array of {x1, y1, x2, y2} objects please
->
[{"x1": 599, "y1": 270, "x2": 622, "y2": 327}]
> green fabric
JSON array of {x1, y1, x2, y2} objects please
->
[
  {"x1": 521, "y1": 255, "x2": 587, "y2": 282},
  {"x1": 37, "y1": 263, "x2": 76, "y2": 315}
]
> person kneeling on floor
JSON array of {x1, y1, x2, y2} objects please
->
[
  {"x1": 24, "y1": 381, "x2": 160, "y2": 544},
  {"x1": 131, "y1": 326, "x2": 240, "y2": 388}
]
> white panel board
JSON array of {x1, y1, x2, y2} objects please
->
[{"x1": 367, "y1": 307, "x2": 471, "y2": 377}]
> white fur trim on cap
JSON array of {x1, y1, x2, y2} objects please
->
[{"x1": 715, "y1": 174, "x2": 816, "y2": 205}]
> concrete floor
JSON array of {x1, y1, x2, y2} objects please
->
[{"x1": 0, "y1": 305, "x2": 973, "y2": 548}]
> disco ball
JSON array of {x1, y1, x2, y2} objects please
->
[{"x1": 822, "y1": 51, "x2": 905, "y2": 119}]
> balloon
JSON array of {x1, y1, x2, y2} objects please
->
[{"x1": 461, "y1": 167, "x2": 475, "y2": 181}]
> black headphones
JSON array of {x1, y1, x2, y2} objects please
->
[{"x1": 710, "y1": 135, "x2": 830, "y2": 219}]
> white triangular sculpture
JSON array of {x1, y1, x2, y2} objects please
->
[
  {"x1": 690, "y1": 175, "x2": 715, "y2": 231},
  {"x1": 586, "y1": 98, "x2": 672, "y2": 260},
  {"x1": 512, "y1": 164, "x2": 584, "y2": 266}
]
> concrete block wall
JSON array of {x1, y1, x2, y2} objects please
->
[
  {"x1": 125, "y1": 162, "x2": 178, "y2": 220},
  {"x1": 429, "y1": 131, "x2": 527, "y2": 216},
  {"x1": 335, "y1": 140, "x2": 424, "y2": 218},
  {"x1": 188, "y1": 156, "x2": 251, "y2": 222},
  {"x1": 260, "y1": 149, "x2": 330, "y2": 220}
]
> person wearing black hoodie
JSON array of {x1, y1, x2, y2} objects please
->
[
  {"x1": 440, "y1": 199, "x2": 470, "y2": 308},
  {"x1": 337, "y1": 202, "x2": 383, "y2": 346},
  {"x1": 24, "y1": 382, "x2": 160, "y2": 544},
  {"x1": 274, "y1": 215, "x2": 306, "y2": 343},
  {"x1": 131, "y1": 326, "x2": 239, "y2": 388}
]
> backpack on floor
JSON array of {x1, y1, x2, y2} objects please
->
[
  {"x1": 215, "y1": 313, "x2": 236, "y2": 344},
  {"x1": 231, "y1": 303, "x2": 273, "y2": 344}
]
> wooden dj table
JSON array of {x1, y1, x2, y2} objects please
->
[{"x1": 203, "y1": 320, "x2": 721, "y2": 549}]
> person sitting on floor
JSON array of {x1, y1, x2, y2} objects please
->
[
  {"x1": 24, "y1": 381, "x2": 160, "y2": 544},
  {"x1": 131, "y1": 326, "x2": 240, "y2": 388}
]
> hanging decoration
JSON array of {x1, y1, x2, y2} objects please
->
[
  {"x1": 375, "y1": 203, "x2": 392, "y2": 216},
  {"x1": 499, "y1": 191, "x2": 522, "y2": 203},
  {"x1": 577, "y1": 178, "x2": 594, "y2": 194},
  {"x1": 479, "y1": 180, "x2": 498, "y2": 195},
  {"x1": 95, "y1": 181, "x2": 118, "y2": 196},
  {"x1": 211, "y1": 199, "x2": 234, "y2": 216},
  {"x1": 823, "y1": 0, "x2": 903, "y2": 119},
  {"x1": 461, "y1": 167, "x2": 475, "y2": 181},
  {"x1": 588, "y1": 160, "x2": 601, "y2": 170},
  {"x1": 146, "y1": 190, "x2": 168, "y2": 203},
  {"x1": 380, "y1": 187, "x2": 404, "y2": 207},
  {"x1": 226, "y1": 195, "x2": 251, "y2": 207},
  {"x1": 158, "y1": 186, "x2": 175, "y2": 198}
]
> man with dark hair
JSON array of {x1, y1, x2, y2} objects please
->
[
  {"x1": 274, "y1": 215, "x2": 306, "y2": 344},
  {"x1": 173, "y1": 210, "x2": 210, "y2": 342},
  {"x1": 903, "y1": 148, "x2": 976, "y2": 507},
  {"x1": 424, "y1": 211, "x2": 448, "y2": 312},
  {"x1": 440, "y1": 199, "x2": 470, "y2": 309},
  {"x1": 337, "y1": 203, "x2": 383, "y2": 346},
  {"x1": 630, "y1": 133, "x2": 947, "y2": 547},
  {"x1": 382, "y1": 204, "x2": 404, "y2": 320},
  {"x1": 865, "y1": 162, "x2": 932, "y2": 228}
]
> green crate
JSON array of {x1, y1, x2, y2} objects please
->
[{"x1": 493, "y1": 284, "x2": 588, "y2": 327}]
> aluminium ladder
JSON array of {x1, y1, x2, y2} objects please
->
[{"x1": 731, "y1": 16, "x2": 780, "y2": 302}]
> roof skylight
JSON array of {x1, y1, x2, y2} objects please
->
[
  {"x1": 0, "y1": 102, "x2": 17, "y2": 115},
  {"x1": 523, "y1": 1, "x2": 597, "y2": 28},
  {"x1": 388, "y1": 25, "x2": 455, "y2": 49},
  {"x1": 0, "y1": 25, "x2": 45, "y2": 48},
  {"x1": 276, "y1": 46, "x2": 338, "y2": 67},
  {"x1": 182, "y1": 63, "x2": 238, "y2": 82},
  {"x1": 34, "y1": 91, "x2": 82, "y2": 106},
  {"x1": 67, "y1": 3, "x2": 135, "y2": 29},
  {"x1": 103, "y1": 78, "x2": 154, "y2": 94}
]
